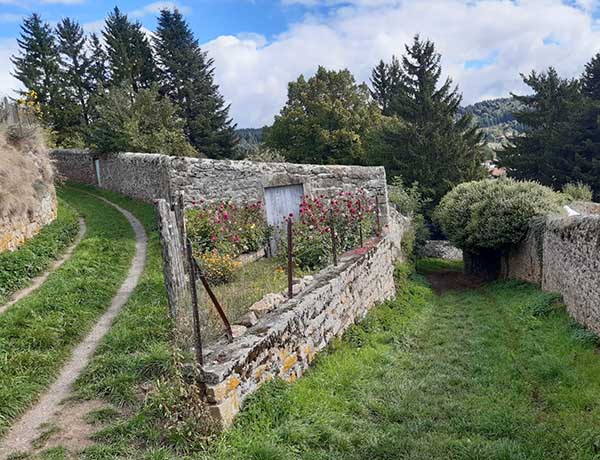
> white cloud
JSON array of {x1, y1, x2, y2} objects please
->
[
  {"x1": 204, "y1": 0, "x2": 600, "y2": 127},
  {"x1": 130, "y1": 1, "x2": 191, "y2": 18},
  {"x1": 2, "y1": 0, "x2": 600, "y2": 128},
  {"x1": 0, "y1": 38, "x2": 21, "y2": 99}
]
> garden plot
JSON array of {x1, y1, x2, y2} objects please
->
[{"x1": 182, "y1": 190, "x2": 380, "y2": 344}]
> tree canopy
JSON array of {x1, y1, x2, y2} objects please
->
[
  {"x1": 11, "y1": 9, "x2": 237, "y2": 157},
  {"x1": 264, "y1": 66, "x2": 381, "y2": 165},
  {"x1": 370, "y1": 36, "x2": 485, "y2": 209}
]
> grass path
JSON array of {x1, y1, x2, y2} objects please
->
[
  {"x1": 0, "y1": 217, "x2": 86, "y2": 315},
  {"x1": 0, "y1": 186, "x2": 139, "y2": 452}
]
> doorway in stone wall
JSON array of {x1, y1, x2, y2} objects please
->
[{"x1": 264, "y1": 184, "x2": 304, "y2": 254}]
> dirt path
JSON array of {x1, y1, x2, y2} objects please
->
[
  {"x1": 424, "y1": 269, "x2": 484, "y2": 295},
  {"x1": 0, "y1": 217, "x2": 87, "y2": 316},
  {"x1": 0, "y1": 197, "x2": 147, "y2": 459}
]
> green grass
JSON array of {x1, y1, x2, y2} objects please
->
[
  {"x1": 72, "y1": 184, "x2": 172, "y2": 407},
  {"x1": 0, "y1": 196, "x2": 80, "y2": 304},
  {"x1": 66, "y1": 255, "x2": 600, "y2": 460},
  {"x1": 0, "y1": 186, "x2": 135, "y2": 435}
]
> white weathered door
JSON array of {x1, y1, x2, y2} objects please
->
[{"x1": 264, "y1": 184, "x2": 304, "y2": 253}]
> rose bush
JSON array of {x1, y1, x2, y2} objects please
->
[
  {"x1": 186, "y1": 200, "x2": 268, "y2": 284},
  {"x1": 280, "y1": 190, "x2": 378, "y2": 270}
]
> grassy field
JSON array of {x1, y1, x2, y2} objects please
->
[
  {"x1": 0, "y1": 186, "x2": 135, "y2": 435},
  {"x1": 0, "y1": 195, "x2": 80, "y2": 304}
]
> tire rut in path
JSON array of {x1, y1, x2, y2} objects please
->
[
  {"x1": 0, "y1": 197, "x2": 147, "y2": 459},
  {"x1": 0, "y1": 217, "x2": 87, "y2": 316}
]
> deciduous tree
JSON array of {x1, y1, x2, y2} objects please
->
[{"x1": 264, "y1": 66, "x2": 381, "y2": 165}]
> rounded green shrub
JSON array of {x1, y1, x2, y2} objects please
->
[
  {"x1": 562, "y1": 182, "x2": 593, "y2": 202},
  {"x1": 434, "y1": 178, "x2": 562, "y2": 252}
]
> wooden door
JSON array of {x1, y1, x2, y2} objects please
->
[{"x1": 264, "y1": 184, "x2": 304, "y2": 253}]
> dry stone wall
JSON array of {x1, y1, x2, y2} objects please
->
[
  {"x1": 49, "y1": 150, "x2": 389, "y2": 219},
  {"x1": 51, "y1": 149, "x2": 96, "y2": 185},
  {"x1": 504, "y1": 215, "x2": 600, "y2": 334},
  {"x1": 0, "y1": 189, "x2": 56, "y2": 252},
  {"x1": 198, "y1": 223, "x2": 408, "y2": 427}
]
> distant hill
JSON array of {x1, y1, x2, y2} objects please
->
[
  {"x1": 459, "y1": 97, "x2": 525, "y2": 149},
  {"x1": 235, "y1": 128, "x2": 264, "y2": 156}
]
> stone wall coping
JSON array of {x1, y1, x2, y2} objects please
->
[{"x1": 199, "y1": 237, "x2": 383, "y2": 384}]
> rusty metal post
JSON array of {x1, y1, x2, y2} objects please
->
[
  {"x1": 330, "y1": 209, "x2": 338, "y2": 267},
  {"x1": 359, "y1": 220, "x2": 363, "y2": 247},
  {"x1": 375, "y1": 195, "x2": 381, "y2": 234},
  {"x1": 191, "y1": 257, "x2": 234, "y2": 342},
  {"x1": 185, "y1": 238, "x2": 204, "y2": 367},
  {"x1": 287, "y1": 218, "x2": 294, "y2": 298}
]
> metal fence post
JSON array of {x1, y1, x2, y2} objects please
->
[
  {"x1": 375, "y1": 195, "x2": 381, "y2": 234},
  {"x1": 359, "y1": 220, "x2": 364, "y2": 247},
  {"x1": 330, "y1": 209, "x2": 338, "y2": 267},
  {"x1": 185, "y1": 238, "x2": 204, "y2": 367},
  {"x1": 287, "y1": 218, "x2": 293, "y2": 298}
]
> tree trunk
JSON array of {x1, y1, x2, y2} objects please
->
[{"x1": 463, "y1": 249, "x2": 502, "y2": 281}]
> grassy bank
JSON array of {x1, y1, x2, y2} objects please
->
[
  {"x1": 0, "y1": 196, "x2": 80, "y2": 304},
  {"x1": 0, "y1": 186, "x2": 135, "y2": 435}
]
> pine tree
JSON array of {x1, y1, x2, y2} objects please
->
[
  {"x1": 103, "y1": 7, "x2": 156, "y2": 92},
  {"x1": 154, "y1": 8, "x2": 236, "y2": 158},
  {"x1": 11, "y1": 14, "x2": 61, "y2": 125},
  {"x1": 370, "y1": 56, "x2": 402, "y2": 115},
  {"x1": 373, "y1": 35, "x2": 485, "y2": 210},
  {"x1": 56, "y1": 17, "x2": 92, "y2": 129},
  {"x1": 88, "y1": 33, "x2": 108, "y2": 91},
  {"x1": 582, "y1": 53, "x2": 600, "y2": 100},
  {"x1": 498, "y1": 68, "x2": 581, "y2": 189}
]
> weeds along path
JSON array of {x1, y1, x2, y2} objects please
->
[
  {"x1": 0, "y1": 217, "x2": 87, "y2": 315},
  {"x1": 0, "y1": 188, "x2": 147, "y2": 459}
]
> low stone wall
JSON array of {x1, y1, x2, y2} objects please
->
[
  {"x1": 1, "y1": 146, "x2": 57, "y2": 252},
  {"x1": 49, "y1": 150, "x2": 389, "y2": 219},
  {"x1": 0, "y1": 190, "x2": 56, "y2": 252},
  {"x1": 51, "y1": 149, "x2": 96, "y2": 185},
  {"x1": 503, "y1": 215, "x2": 600, "y2": 334},
  {"x1": 198, "y1": 227, "x2": 406, "y2": 426}
]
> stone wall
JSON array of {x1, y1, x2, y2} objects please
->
[
  {"x1": 0, "y1": 189, "x2": 56, "y2": 252},
  {"x1": 198, "y1": 222, "x2": 408, "y2": 426},
  {"x1": 51, "y1": 149, "x2": 97, "y2": 185},
  {"x1": 97, "y1": 153, "x2": 172, "y2": 203},
  {"x1": 49, "y1": 150, "x2": 389, "y2": 219},
  {"x1": 503, "y1": 215, "x2": 600, "y2": 334},
  {"x1": 1, "y1": 146, "x2": 57, "y2": 252}
]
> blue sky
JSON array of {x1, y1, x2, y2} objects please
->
[
  {"x1": 0, "y1": 1, "x2": 318, "y2": 44},
  {"x1": 2, "y1": 0, "x2": 600, "y2": 127}
]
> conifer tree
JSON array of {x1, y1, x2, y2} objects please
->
[
  {"x1": 154, "y1": 8, "x2": 236, "y2": 158},
  {"x1": 56, "y1": 17, "x2": 92, "y2": 128},
  {"x1": 370, "y1": 56, "x2": 402, "y2": 115},
  {"x1": 103, "y1": 7, "x2": 156, "y2": 92},
  {"x1": 582, "y1": 53, "x2": 600, "y2": 100},
  {"x1": 498, "y1": 68, "x2": 581, "y2": 189},
  {"x1": 88, "y1": 33, "x2": 108, "y2": 91},
  {"x1": 11, "y1": 14, "x2": 61, "y2": 125},
  {"x1": 373, "y1": 36, "x2": 484, "y2": 209}
]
